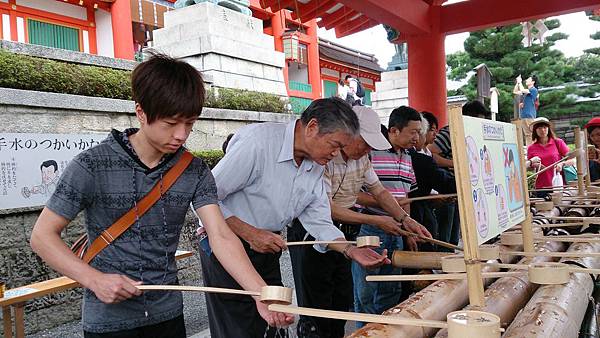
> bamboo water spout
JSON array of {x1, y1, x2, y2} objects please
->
[
  {"x1": 433, "y1": 240, "x2": 566, "y2": 337},
  {"x1": 346, "y1": 244, "x2": 521, "y2": 338},
  {"x1": 503, "y1": 241, "x2": 600, "y2": 338}
]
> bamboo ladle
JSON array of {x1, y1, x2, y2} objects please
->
[
  {"x1": 286, "y1": 236, "x2": 380, "y2": 247},
  {"x1": 137, "y1": 285, "x2": 293, "y2": 304}
]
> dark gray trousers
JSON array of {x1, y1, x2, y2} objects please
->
[{"x1": 198, "y1": 238, "x2": 287, "y2": 338}]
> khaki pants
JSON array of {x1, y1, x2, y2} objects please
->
[{"x1": 521, "y1": 118, "x2": 534, "y2": 146}]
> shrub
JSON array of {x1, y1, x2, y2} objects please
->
[
  {"x1": 0, "y1": 49, "x2": 132, "y2": 99},
  {"x1": 205, "y1": 87, "x2": 288, "y2": 113},
  {"x1": 0, "y1": 50, "x2": 290, "y2": 113},
  {"x1": 192, "y1": 150, "x2": 224, "y2": 169}
]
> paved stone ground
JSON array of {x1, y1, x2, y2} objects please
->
[{"x1": 27, "y1": 250, "x2": 358, "y2": 337}]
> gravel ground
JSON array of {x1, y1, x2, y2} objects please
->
[{"x1": 27, "y1": 251, "x2": 303, "y2": 338}]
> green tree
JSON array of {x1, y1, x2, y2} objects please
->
[
  {"x1": 584, "y1": 14, "x2": 600, "y2": 55},
  {"x1": 446, "y1": 19, "x2": 600, "y2": 122}
]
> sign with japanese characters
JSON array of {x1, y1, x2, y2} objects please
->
[
  {"x1": 463, "y1": 117, "x2": 526, "y2": 244},
  {"x1": 0, "y1": 133, "x2": 104, "y2": 209}
]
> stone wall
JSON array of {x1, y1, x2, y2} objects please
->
[
  {"x1": 0, "y1": 88, "x2": 294, "y2": 335},
  {"x1": 0, "y1": 40, "x2": 136, "y2": 71}
]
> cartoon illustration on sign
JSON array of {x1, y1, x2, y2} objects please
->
[
  {"x1": 481, "y1": 144, "x2": 495, "y2": 193},
  {"x1": 21, "y1": 160, "x2": 59, "y2": 198},
  {"x1": 495, "y1": 184, "x2": 509, "y2": 228},
  {"x1": 473, "y1": 188, "x2": 489, "y2": 238},
  {"x1": 466, "y1": 136, "x2": 480, "y2": 185},
  {"x1": 503, "y1": 144, "x2": 524, "y2": 211}
]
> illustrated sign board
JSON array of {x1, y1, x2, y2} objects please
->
[
  {"x1": 463, "y1": 116, "x2": 526, "y2": 244},
  {"x1": 0, "y1": 133, "x2": 105, "y2": 210}
]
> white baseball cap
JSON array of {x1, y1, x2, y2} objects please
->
[{"x1": 353, "y1": 106, "x2": 391, "y2": 150}]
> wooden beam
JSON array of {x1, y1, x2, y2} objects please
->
[
  {"x1": 336, "y1": 18, "x2": 378, "y2": 38},
  {"x1": 441, "y1": 0, "x2": 600, "y2": 35},
  {"x1": 335, "y1": 15, "x2": 369, "y2": 36},
  {"x1": 318, "y1": 7, "x2": 356, "y2": 29},
  {"x1": 335, "y1": 0, "x2": 430, "y2": 35},
  {"x1": 291, "y1": 0, "x2": 336, "y2": 21}
]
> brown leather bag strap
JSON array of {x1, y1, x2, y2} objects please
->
[{"x1": 82, "y1": 151, "x2": 194, "y2": 263}]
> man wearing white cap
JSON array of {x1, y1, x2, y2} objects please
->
[{"x1": 288, "y1": 106, "x2": 431, "y2": 338}]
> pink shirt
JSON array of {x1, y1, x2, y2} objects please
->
[{"x1": 527, "y1": 138, "x2": 569, "y2": 188}]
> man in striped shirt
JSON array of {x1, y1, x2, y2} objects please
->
[{"x1": 353, "y1": 106, "x2": 426, "y2": 321}]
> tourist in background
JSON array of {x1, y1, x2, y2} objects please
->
[
  {"x1": 585, "y1": 117, "x2": 600, "y2": 181},
  {"x1": 527, "y1": 117, "x2": 575, "y2": 197},
  {"x1": 337, "y1": 79, "x2": 352, "y2": 106},
  {"x1": 514, "y1": 74, "x2": 539, "y2": 145}
]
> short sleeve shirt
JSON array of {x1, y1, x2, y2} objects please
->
[
  {"x1": 527, "y1": 137, "x2": 569, "y2": 188},
  {"x1": 366, "y1": 148, "x2": 416, "y2": 214},
  {"x1": 46, "y1": 129, "x2": 217, "y2": 333},
  {"x1": 521, "y1": 87, "x2": 538, "y2": 118},
  {"x1": 324, "y1": 153, "x2": 383, "y2": 209}
]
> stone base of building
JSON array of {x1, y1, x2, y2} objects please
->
[
  {"x1": 153, "y1": 2, "x2": 287, "y2": 96},
  {"x1": 371, "y1": 69, "x2": 409, "y2": 124}
]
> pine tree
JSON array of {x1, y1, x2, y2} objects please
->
[
  {"x1": 584, "y1": 14, "x2": 600, "y2": 55},
  {"x1": 447, "y1": 19, "x2": 600, "y2": 122}
]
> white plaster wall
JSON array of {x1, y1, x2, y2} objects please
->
[
  {"x1": 95, "y1": 9, "x2": 114, "y2": 58},
  {"x1": 2, "y1": 14, "x2": 10, "y2": 41},
  {"x1": 16, "y1": 0, "x2": 86, "y2": 21}
]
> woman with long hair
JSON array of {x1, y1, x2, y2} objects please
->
[{"x1": 526, "y1": 117, "x2": 574, "y2": 195}]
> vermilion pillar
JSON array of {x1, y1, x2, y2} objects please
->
[
  {"x1": 111, "y1": 0, "x2": 134, "y2": 60},
  {"x1": 407, "y1": 32, "x2": 447, "y2": 127},
  {"x1": 306, "y1": 20, "x2": 322, "y2": 99}
]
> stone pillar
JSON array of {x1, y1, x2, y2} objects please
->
[
  {"x1": 110, "y1": 0, "x2": 134, "y2": 60},
  {"x1": 407, "y1": 32, "x2": 447, "y2": 126}
]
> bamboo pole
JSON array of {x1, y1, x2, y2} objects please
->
[
  {"x1": 347, "y1": 244, "x2": 524, "y2": 338},
  {"x1": 366, "y1": 271, "x2": 524, "y2": 282},
  {"x1": 515, "y1": 120, "x2": 536, "y2": 254},
  {"x1": 575, "y1": 127, "x2": 586, "y2": 196},
  {"x1": 503, "y1": 242, "x2": 600, "y2": 337},
  {"x1": 504, "y1": 251, "x2": 600, "y2": 258},
  {"x1": 137, "y1": 285, "x2": 259, "y2": 296},
  {"x1": 269, "y1": 304, "x2": 449, "y2": 329},
  {"x1": 396, "y1": 228, "x2": 462, "y2": 251},
  {"x1": 526, "y1": 149, "x2": 581, "y2": 181},
  {"x1": 398, "y1": 193, "x2": 457, "y2": 205},
  {"x1": 532, "y1": 216, "x2": 600, "y2": 221},
  {"x1": 391, "y1": 251, "x2": 451, "y2": 269},
  {"x1": 584, "y1": 129, "x2": 593, "y2": 189},
  {"x1": 347, "y1": 263, "x2": 504, "y2": 338},
  {"x1": 434, "y1": 240, "x2": 566, "y2": 337}
]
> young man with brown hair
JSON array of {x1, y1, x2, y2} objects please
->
[{"x1": 30, "y1": 53, "x2": 289, "y2": 338}]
